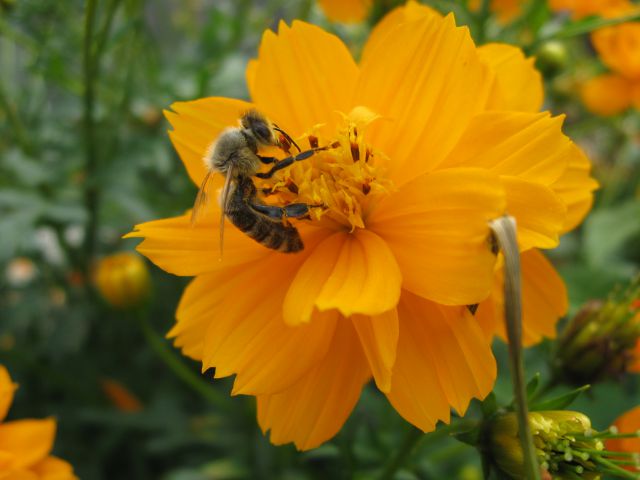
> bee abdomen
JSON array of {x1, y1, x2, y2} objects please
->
[{"x1": 227, "y1": 208, "x2": 304, "y2": 253}]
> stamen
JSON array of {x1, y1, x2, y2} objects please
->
[{"x1": 259, "y1": 109, "x2": 393, "y2": 231}]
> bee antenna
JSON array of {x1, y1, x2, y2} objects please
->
[{"x1": 274, "y1": 126, "x2": 301, "y2": 153}]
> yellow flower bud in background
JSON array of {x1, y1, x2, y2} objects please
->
[
  {"x1": 489, "y1": 410, "x2": 639, "y2": 479},
  {"x1": 94, "y1": 252, "x2": 150, "y2": 309},
  {"x1": 553, "y1": 278, "x2": 640, "y2": 386}
]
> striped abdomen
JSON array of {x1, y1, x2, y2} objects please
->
[{"x1": 226, "y1": 177, "x2": 304, "y2": 253}]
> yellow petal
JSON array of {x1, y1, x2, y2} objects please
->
[
  {"x1": 165, "y1": 97, "x2": 255, "y2": 186},
  {"x1": 360, "y1": 1, "x2": 441, "y2": 64},
  {"x1": 581, "y1": 73, "x2": 633, "y2": 116},
  {"x1": 351, "y1": 309, "x2": 399, "y2": 393},
  {"x1": 0, "y1": 418, "x2": 55, "y2": 469},
  {"x1": 502, "y1": 176, "x2": 567, "y2": 250},
  {"x1": 442, "y1": 111, "x2": 571, "y2": 186},
  {"x1": 0, "y1": 366, "x2": 16, "y2": 423},
  {"x1": 0, "y1": 470, "x2": 37, "y2": 480},
  {"x1": 250, "y1": 21, "x2": 358, "y2": 136},
  {"x1": 318, "y1": 0, "x2": 372, "y2": 23},
  {"x1": 386, "y1": 292, "x2": 496, "y2": 431},
  {"x1": 31, "y1": 456, "x2": 77, "y2": 480},
  {"x1": 283, "y1": 230, "x2": 402, "y2": 324},
  {"x1": 476, "y1": 249, "x2": 567, "y2": 346},
  {"x1": 368, "y1": 168, "x2": 505, "y2": 306},
  {"x1": 125, "y1": 211, "x2": 271, "y2": 276},
  {"x1": 355, "y1": 13, "x2": 494, "y2": 185},
  {"x1": 257, "y1": 321, "x2": 370, "y2": 450},
  {"x1": 172, "y1": 250, "x2": 337, "y2": 395},
  {"x1": 478, "y1": 43, "x2": 543, "y2": 112},
  {"x1": 552, "y1": 143, "x2": 599, "y2": 233}
]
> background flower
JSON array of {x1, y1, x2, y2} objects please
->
[{"x1": 0, "y1": 365, "x2": 76, "y2": 480}]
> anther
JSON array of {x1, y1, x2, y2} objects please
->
[
  {"x1": 308, "y1": 135, "x2": 319, "y2": 149},
  {"x1": 285, "y1": 179, "x2": 299, "y2": 194},
  {"x1": 351, "y1": 142, "x2": 360, "y2": 161}
]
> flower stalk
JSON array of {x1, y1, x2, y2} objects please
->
[
  {"x1": 489, "y1": 215, "x2": 541, "y2": 480},
  {"x1": 134, "y1": 309, "x2": 232, "y2": 410}
]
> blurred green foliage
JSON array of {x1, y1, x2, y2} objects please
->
[{"x1": 0, "y1": 1, "x2": 638, "y2": 479}]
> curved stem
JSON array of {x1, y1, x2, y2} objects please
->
[
  {"x1": 378, "y1": 420, "x2": 479, "y2": 480},
  {"x1": 490, "y1": 216, "x2": 541, "y2": 480},
  {"x1": 134, "y1": 310, "x2": 231, "y2": 410}
]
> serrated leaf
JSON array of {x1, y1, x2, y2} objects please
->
[{"x1": 530, "y1": 385, "x2": 590, "y2": 411}]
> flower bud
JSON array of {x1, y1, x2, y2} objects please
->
[
  {"x1": 94, "y1": 252, "x2": 150, "y2": 309},
  {"x1": 553, "y1": 279, "x2": 640, "y2": 386},
  {"x1": 535, "y1": 41, "x2": 569, "y2": 76},
  {"x1": 489, "y1": 410, "x2": 640, "y2": 479}
]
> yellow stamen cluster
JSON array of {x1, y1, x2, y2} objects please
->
[{"x1": 260, "y1": 109, "x2": 394, "y2": 231}]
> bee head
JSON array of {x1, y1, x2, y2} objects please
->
[{"x1": 241, "y1": 110, "x2": 275, "y2": 146}]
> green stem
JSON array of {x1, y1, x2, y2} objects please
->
[
  {"x1": 135, "y1": 310, "x2": 231, "y2": 410},
  {"x1": 475, "y1": 0, "x2": 491, "y2": 44},
  {"x1": 490, "y1": 216, "x2": 541, "y2": 480},
  {"x1": 0, "y1": 79, "x2": 33, "y2": 156},
  {"x1": 82, "y1": 0, "x2": 99, "y2": 274},
  {"x1": 592, "y1": 456, "x2": 639, "y2": 479},
  {"x1": 378, "y1": 420, "x2": 479, "y2": 480}
]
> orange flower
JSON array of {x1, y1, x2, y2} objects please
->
[
  {"x1": 0, "y1": 365, "x2": 77, "y2": 480},
  {"x1": 128, "y1": 3, "x2": 593, "y2": 449},
  {"x1": 574, "y1": 2, "x2": 640, "y2": 115},
  {"x1": 317, "y1": 0, "x2": 372, "y2": 23},
  {"x1": 607, "y1": 406, "x2": 640, "y2": 471},
  {"x1": 383, "y1": 3, "x2": 597, "y2": 347}
]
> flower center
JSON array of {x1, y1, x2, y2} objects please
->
[{"x1": 260, "y1": 107, "x2": 394, "y2": 231}]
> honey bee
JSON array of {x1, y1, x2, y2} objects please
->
[{"x1": 192, "y1": 110, "x2": 331, "y2": 255}]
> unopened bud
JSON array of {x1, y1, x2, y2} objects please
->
[
  {"x1": 554, "y1": 278, "x2": 640, "y2": 386},
  {"x1": 489, "y1": 410, "x2": 640, "y2": 479},
  {"x1": 94, "y1": 252, "x2": 150, "y2": 309}
]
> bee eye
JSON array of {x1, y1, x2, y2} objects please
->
[{"x1": 254, "y1": 124, "x2": 272, "y2": 143}]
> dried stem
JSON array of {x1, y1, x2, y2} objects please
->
[{"x1": 489, "y1": 216, "x2": 541, "y2": 480}]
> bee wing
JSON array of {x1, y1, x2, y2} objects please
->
[
  {"x1": 190, "y1": 170, "x2": 215, "y2": 226},
  {"x1": 218, "y1": 165, "x2": 235, "y2": 259}
]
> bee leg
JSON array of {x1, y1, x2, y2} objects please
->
[
  {"x1": 255, "y1": 143, "x2": 340, "y2": 179},
  {"x1": 257, "y1": 155, "x2": 278, "y2": 164},
  {"x1": 250, "y1": 202, "x2": 313, "y2": 221}
]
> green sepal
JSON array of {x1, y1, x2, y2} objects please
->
[
  {"x1": 481, "y1": 392, "x2": 498, "y2": 419},
  {"x1": 530, "y1": 384, "x2": 590, "y2": 411}
]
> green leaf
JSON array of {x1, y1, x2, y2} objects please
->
[
  {"x1": 526, "y1": 373, "x2": 541, "y2": 401},
  {"x1": 530, "y1": 385, "x2": 590, "y2": 411},
  {"x1": 583, "y1": 200, "x2": 640, "y2": 277},
  {"x1": 535, "y1": 11, "x2": 640, "y2": 45}
]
